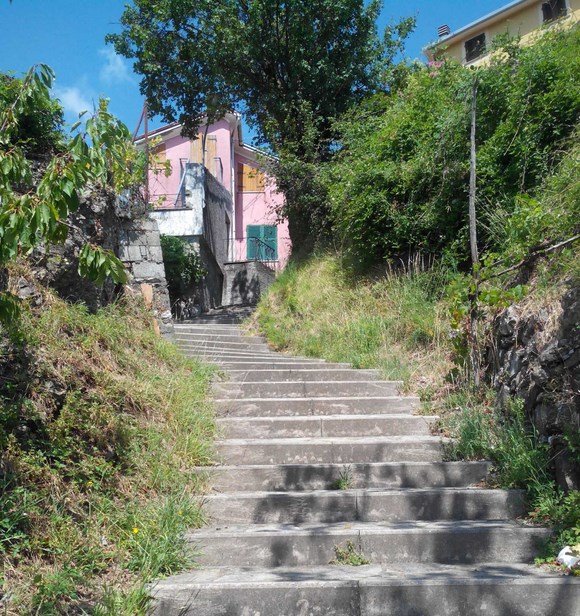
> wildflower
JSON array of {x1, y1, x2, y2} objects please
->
[{"x1": 132, "y1": 527, "x2": 139, "y2": 534}]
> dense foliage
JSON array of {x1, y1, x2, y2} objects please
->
[
  {"x1": 160, "y1": 234, "x2": 206, "y2": 307},
  {"x1": 0, "y1": 65, "x2": 150, "y2": 324},
  {"x1": 324, "y1": 27, "x2": 580, "y2": 267}
]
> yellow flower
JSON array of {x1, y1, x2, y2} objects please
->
[
  {"x1": 86, "y1": 481, "x2": 93, "y2": 488},
  {"x1": 132, "y1": 527, "x2": 139, "y2": 534}
]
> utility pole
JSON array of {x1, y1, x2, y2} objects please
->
[
  {"x1": 468, "y1": 75, "x2": 480, "y2": 388},
  {"x1": 144, "y1": 100, "x2": 149, "y2": 206}
]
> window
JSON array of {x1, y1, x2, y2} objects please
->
[
  {"x1": 151, "y1": 143, "x2": 166, "y2": 171},
  {"x1": 247, "y1": 225, "x2": 277, "y2": 261},
  {"x1": 542, "y1": 0, "x2": 567, "y2": 22},
  {"x1": 190, "y1": 135, "x2": 217, "y2": 165},
  {"x1": 238, "y1": 163, "x2": 265, "y2": 192},
  {"x1": 465, "y1": 33, "x2": 486, "y2": 63}
]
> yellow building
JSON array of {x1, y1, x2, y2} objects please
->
[{"x1": 425, "y1": 0, "x2": 580, "y2": 65}]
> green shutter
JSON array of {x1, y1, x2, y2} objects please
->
[
  {"x1": 247, "y1": 225, "x2": 260, "y2": 260},
  {"x1": 262, "y1": 225, "x2": 278, "y2": 260},
  {"x1": 247, "y1": 225, "x2": 278, "y2": 261}
]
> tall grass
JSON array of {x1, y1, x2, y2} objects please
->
[
  {"x1": 253, "y1": 255, "x2": 452, "y2": 394},
  {"x1": 442, "y1": 391, "x2": 580, "y2": 562},
  {"x1": 1, "y1": 275, "x2": 216, "y2": 614}
]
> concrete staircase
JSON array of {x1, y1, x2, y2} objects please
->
[{"x1": 151, "y1": 320, "x2": 579, "y2": 616}]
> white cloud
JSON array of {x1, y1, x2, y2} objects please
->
[
  {"x1": 53, "y1": 85, "x2": 92, "y2": 117},
  {"x1": 99, "y1": 47, "x2": 134, "y2": 85}
]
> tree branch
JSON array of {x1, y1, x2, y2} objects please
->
[{"x1": 487, "y1": 234, "x2": 580, "y2": 280}]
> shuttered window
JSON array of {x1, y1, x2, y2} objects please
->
[
  {"x1": 238, "y1": 163, "x2": 265, "y2": 192},
  {"x1": 191, "y1": 135, "x2": 217, "y2": 166},
  {"x1": 247, "y1": 225, "x2": 278, "y2": 261}
]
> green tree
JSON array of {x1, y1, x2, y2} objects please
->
[
  {"x1": 0, "y1": 65, "x2": 146, "y2": 324},
  {"x1": 107, "y1": 0, "x2": 414, "y2": 246}
]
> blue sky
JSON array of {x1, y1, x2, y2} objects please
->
[{"x1": 0, "y1": 0, "x2": 509, "y2": 142}]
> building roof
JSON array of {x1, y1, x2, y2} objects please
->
[
  {"x1": 134, "y1": 112, "x2": 240, "y2": 144},
  {"x1": 424, "y1": 0, "x2": 537, "y2": 52}
]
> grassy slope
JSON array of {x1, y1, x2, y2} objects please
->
[
  {"x1": 1, "y1": 269, "x2": 216, "y2": 614},
  {"x1": 254, "y1": 253, "x2": 579, "y2": 565},
  {"x1": 253, "y1": 255, "x2": 452, "y2": 397}
]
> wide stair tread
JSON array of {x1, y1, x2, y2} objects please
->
[{"x1": 152, "y1": 322, "x2": 579, "y2": 615}]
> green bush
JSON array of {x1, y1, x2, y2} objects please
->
[
  {"x1": 160, "y1": 235, "x2": 206, "y2": 307},
  {"x1": 324, "y1": 27, "x2": 580, "y2": 266}
]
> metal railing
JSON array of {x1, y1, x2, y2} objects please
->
[{"x1": 173, "y1": 158, "x2": 190, "y2": 208}]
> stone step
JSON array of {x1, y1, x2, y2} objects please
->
[
  {"x1": 176, "y1": 319, "x2": 244, "y2": 324},
  {"x1": 217, "y1": 414, "x2": 436, "y2": 438},
  {"x1": 226, "y1": 368, "x2": 380, "y2": 382},
  {"x1": 213, "y1": 380, "x2": 402, "y2": 398},
  {"x1": 174, "y1": 333, "x2": 265, "y2": 344},
  {"x1": 213, "y1": 361, "x2": 354, "y2": 370},
  {"x1": 149, "y1": 564, "x2": 580, "y2": 616},
  {"x1": 177, "y1": 340, "x2": 271, "y2": 352},
  {"x1": 174, "y1": 326, "x2": 247, "y2": 334},
  {"x1": 215, "y1": 436, "x2": 443, "y2": 465},
  {"x1": 215, "y1": 396, "x2": 420, "y2": 416},
  {"x1": 179, "y1": 347, "x2": 300, "y2": 359},
  {"x1": 197, "y1": 461, "x2": 493, "y2": 492},
  {"x1": 189, "y1": 521, "x2": 552, "y2": 568},
  {"x1": 203, "y1": 488, "x2": 526, "y2": 525}
]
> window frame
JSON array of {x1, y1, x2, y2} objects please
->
[
  {"x1": 541, "y1": 0, "x2": 568, "y2": 24},
  {"x1": 246, "y1": 224, "x2": 278, "y2": 261},
  {"x1": 464, "y1": 32, "x2": 487, "y2": 64}
]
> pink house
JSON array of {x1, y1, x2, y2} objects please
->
[{"x1": 136, "y1": 114, "x2": 290, "y2": 309}]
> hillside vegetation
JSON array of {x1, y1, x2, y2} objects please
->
[
  {"x1": 323, "y1": 26, "x2": 579, "y2": 266},
  {"x1": 255, "y1": 26, "x2": 580, "y2": 565},
  {"x1": 1, "y1": 270, "x2": 215, "y2": 614},
  {"x1": 0, "y1": 68, "x2": 216, "y2": 614}
]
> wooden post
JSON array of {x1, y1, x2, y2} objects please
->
[
  {"x1": 468, "y1": 76, "x2": 480, "y2": 388},
  {"x1": 144, "y1": 100, "x2": 150, "y2": 206}
]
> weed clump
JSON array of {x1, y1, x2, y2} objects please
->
[
  {"x1": 330, "y1": 541, "x2": 370, "y2": 566},
  {"x1": 253, "y1": 255, "x2": 452, "y2": 393}
]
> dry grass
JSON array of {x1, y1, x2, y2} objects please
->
[{"x1": 252, "y1": 255, "x2": 453, "y2": 397}]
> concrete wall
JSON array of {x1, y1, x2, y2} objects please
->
[
  {"x1": 222, "y1": 261, "x2": 276, "y2": 307},
  {"x1": 118, "y1": 218, "x2": 173, "y2": 336},
  {"x1": 428, "y1": 0, "x2": 580, "y2": 65}
]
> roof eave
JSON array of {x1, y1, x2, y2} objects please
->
[{"x1": 424, "y1": 0, "x2": 536, "y2": 52}]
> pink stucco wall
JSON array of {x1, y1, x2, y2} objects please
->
[
  {"x1": 233, "y1": 153, "x2": 290, "y2": 269},
  {"x1": 148, "y1": 119, "x2": 234, "y2": 209},
  {"x1": 148, "y1": 133, "x2": 190, "y2": 208},
  {"x1": 146, "y1": 119, "x2": 290, "y2": 268}
]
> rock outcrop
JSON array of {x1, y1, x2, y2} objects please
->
[{"x1": 489, "y1": 284, "x2": 580, "y2": 491}]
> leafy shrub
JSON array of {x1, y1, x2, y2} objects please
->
[
  {"x1": 160, "y1": 235, "x2": 206, "y2": 307},
  {"x1": 324, "y1": 27, "x2": 580, "y2": 267}
]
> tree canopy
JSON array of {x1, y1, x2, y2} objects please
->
[
  {"x1": 0, "y1": 65, "x2": 145, "y2": 323},
  {"x1": 108, "y1": 0, "x2": 413, "y2": 247},
  {"x1": 108, "y1": 0, "x2": 412, "y2": 150}
]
